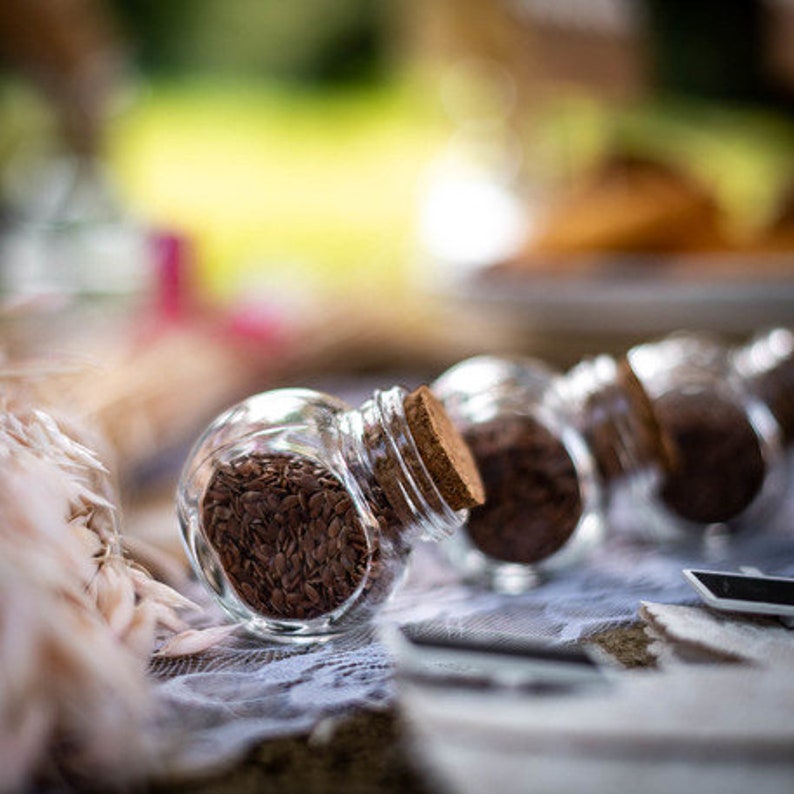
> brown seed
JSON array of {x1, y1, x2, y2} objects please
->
[
  {"x1": 301, "y1": 534, "x2": 314, "y2": 553},
  {"x1": 201, "y1": 453, "x2": 384, "y2": 623},
  {"x1": 463, "y1": 415, "x2": 583, "y2": 564},
  {"x1": 657, "y1": 391, "x2": 766, "y2": 524},
  {"x1": 281, "y1": 494, "x2": 300, "y2": 511},
  {"x1": 305, "y1": 583, "x2": 320, "y2": 604},
  {"x1": 309, "y1": 492, "x2": 325, "y2": 516},
  {"x1": 299, "y1": 474, "x2": 317, "y2": 491}
]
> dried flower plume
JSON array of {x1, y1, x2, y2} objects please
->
[{"x1": 0, "y1": 396, "x2": 220, "y2": 789}]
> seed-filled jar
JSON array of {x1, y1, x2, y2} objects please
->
[
  {"x1": 177, "y1": 385, "x2": 484, "y2": 640},
  {"x1": 432, "y1": 356, "x2": 605, "y2": 592},
  {"x1": 626, "y1": 333, "x2": 786, "y2": 538}
]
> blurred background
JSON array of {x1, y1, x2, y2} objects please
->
[{"x1": 2, "y1": 0, "x2": 794, "y2": 490}]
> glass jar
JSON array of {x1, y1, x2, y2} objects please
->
[
  {"x1": 177, "y1": 385, "x2": 483, "y2": 641},
  {"x1": 432, "y1": 356, "x2": 605, "y2": 592},
  {"x1": 626, "y1": 333, "x2": 786, "y2": 541}
]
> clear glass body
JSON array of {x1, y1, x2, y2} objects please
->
[
  {"x1": 626, "y1": 333, "x2": 786, "y2": 541},
  {"x1": 177, "y1": 386, "x2": 465, "y2": 640},
  {"x1": 733, "y1": 327, "x2": 794, "y2": 448},
  {"x1": 559, "y1": 353, "x2": 667, "y2": 494},
  {"x1": 432, "y1": 356, "x2": 605, "y2": 592}
]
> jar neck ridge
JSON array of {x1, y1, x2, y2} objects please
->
[
  {"x1": 734, "y1": 328, "x2": 794, "y2": 444},
  {"x1": 559, "y1": 355, "x2": 666, "y2": 485},
  {"x1": 341, "y1": 386, "x2": 463, "y2": 543}
]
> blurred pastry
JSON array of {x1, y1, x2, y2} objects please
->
[
  {"x1": 523, "y1": 157, "x2": 731, "y2": 259},
  {"x1": 751, "y1": 187, "x2": 794, "y2": 253}
]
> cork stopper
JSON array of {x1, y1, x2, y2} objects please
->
[
  {"x1": 403, "y1": 385, "x2": 485, "y2": 510},
  {"x1": 617, "y1": 358, "x2": 677, "y2": 473}
]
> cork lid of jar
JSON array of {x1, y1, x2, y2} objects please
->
[{"x1": 403, "y1": 385, "x2": 485, "y2": 510}]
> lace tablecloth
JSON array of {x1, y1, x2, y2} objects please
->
[{"x1": 152, "y1": 501, "x2": 794, "y2": 775}]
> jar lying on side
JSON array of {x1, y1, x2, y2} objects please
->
[
  {"x1": 432, "y1": 356, "x2": 605, "y2": 592},
  {"x1": 626, "y1": 332, "x2": 786, "y2": 541},
  {"x1": 177, "y1": 385, "x2": 484, "y2": 640}
]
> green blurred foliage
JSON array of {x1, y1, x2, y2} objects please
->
[{"x1": 110, "y1": 0, "x2": 389, "y2": 83}]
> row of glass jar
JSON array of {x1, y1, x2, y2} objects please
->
[
  {"x1": 177, "y1": 327, "x2": 794, "y2": 640},
  {"x1": 435, "y1": 328, "x2": 794, "y2": 593}
]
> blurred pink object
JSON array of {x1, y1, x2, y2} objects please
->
[{"x1": 154, "y1": 231, "x2": 194, "y2": 322}]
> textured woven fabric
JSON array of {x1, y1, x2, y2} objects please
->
[{"x1": 150, "y1": 510, "x2": 794, "y2": 775}]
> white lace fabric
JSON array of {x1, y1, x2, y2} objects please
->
[{"x1": 151, "y1": 519, "x2": 794, "y2": 776}]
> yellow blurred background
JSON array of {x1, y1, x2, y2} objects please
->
[
  {"x1": 2, "y1": 0, "x2": 794, "y2": 356},
  {"x1": 106, "y1": 78, "x2": 446, "y2": 301}
]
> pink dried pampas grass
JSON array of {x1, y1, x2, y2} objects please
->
[{"x1": 0, "y1": 401, "x2": 226, "y2": 789}]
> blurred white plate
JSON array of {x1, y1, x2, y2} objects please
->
[
  {"x1": 398, "y1": 663, "x2": 794, "y2": 794},
  {"x1": 442, "y1": 256, "x2": 794, "y2": 335}
]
